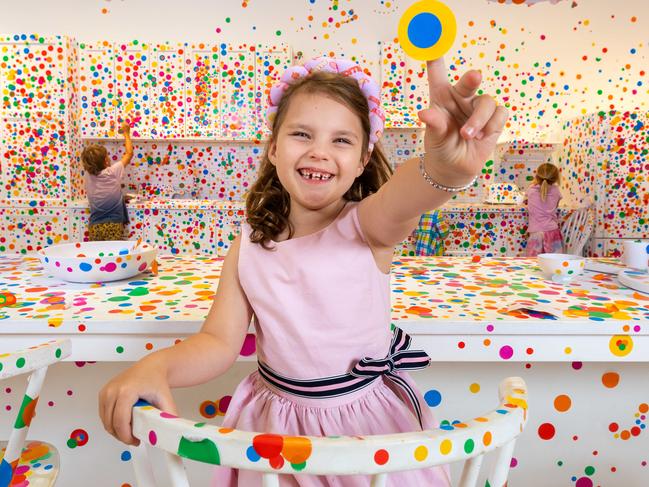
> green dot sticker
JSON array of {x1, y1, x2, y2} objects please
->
[{"x1": 398, "y1": 0, "x2": 457, "y2": 60}]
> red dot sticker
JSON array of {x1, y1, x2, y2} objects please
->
[
  {"x1": 538, "y1": 422, "x2": 556, "y2": 440},
  {"x1": 374, "y1": 449, "x2": 389, "y2": 465},
  {"x1": 253, "y1": 434, "x2": 283, "y2": 459}
]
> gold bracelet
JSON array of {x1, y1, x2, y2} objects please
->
[{"x1": 419, "y1": 155, "x2": 478, "y2": 193}]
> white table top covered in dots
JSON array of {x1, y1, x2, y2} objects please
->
[{"x1": 1, "y1": 254, "x2": 647, "y2": 362}]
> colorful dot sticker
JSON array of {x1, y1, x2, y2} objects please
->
[
  {"x1": 397, "y1": 0, "x2": 457, "y2": 60},
  {"x1": 609, "y1": 335, "x2": 634, "y2": 357}
]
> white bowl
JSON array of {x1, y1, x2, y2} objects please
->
[
  {"x1": 538, "y1": 253, "x2": 586, "y2": 284},
  {"x1": 38, "y1": 240, "x2": 157, "y2": 283}
]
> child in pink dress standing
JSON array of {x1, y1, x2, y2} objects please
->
[
  {"x1": 99, "y1": 56, "x2": 507, "y2": 486},
  {"x1": 525, "y1": 162, "x2": 563, "y2": 257}
]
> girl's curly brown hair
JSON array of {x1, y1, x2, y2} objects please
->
[
  {"x1": 246, "y1": 71, "x2": 392, "y2": 248},
  {"x1": 81, "y1": 144, "x2": 108, "y2": 176}
]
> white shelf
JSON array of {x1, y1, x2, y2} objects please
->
[{"x1": 80, "y1": 137, "x2": 265, "y2": 144}]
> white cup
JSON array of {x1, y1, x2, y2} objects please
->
[
  {"x1": 623, "y1": 240, "x2": 649, "y2": 271},
  {"x1": 538, "y1": 253, "x2": 585, "y2": 283}
]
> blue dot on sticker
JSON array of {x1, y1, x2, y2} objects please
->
[
  {"x1": 398, "y1": 0, "x2": 456, "y2": 61},
  {"x1": 424, "y1": 389, "x2": 442, "y2": 407},
  {"x1": 79, "y1": 262, "x2": 92, "y2": 272},
  {"x1": 246, "y1": 445, "x2": 261, "y2": 462},
  {"x1": 408, "y1": 13, "x2": 442, "y2": 49}
]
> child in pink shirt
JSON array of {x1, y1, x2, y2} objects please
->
[
  {"x1": 81, "y1": 122, "x2": 133, "y2": 241},
  {"x1": 525, "y1": 162, "x2": 563, "y2": 256}
]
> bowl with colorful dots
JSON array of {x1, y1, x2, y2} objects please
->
[
  {"x1": 38, "y1": 240, "x2": 157, "y2": 283},
  {"x1": 537, "y1": 253, "x2": 585, "y2": 284}
]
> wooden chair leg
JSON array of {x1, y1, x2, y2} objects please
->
[
  {"x1": 130, "y1": 444, "x2": 157, "y2": 487},
  {"x1": 370, "y1": 473, "x2": 388, "y2": 487},
  {"x1": 262, "y1": 473, "x2": 280, "y2": 487},
  {"x1": 162, "y1": 451, "x2": 190, "y2": 487},
  {"x1": 458, "y1": 453, "x2": 484, "y2": 487},
  {"x1": 2, "y1": 366, "x2": 48, "y2": 477},
  {"x1": 487, "y1": 439, "x2": 516, "y2": 487}
]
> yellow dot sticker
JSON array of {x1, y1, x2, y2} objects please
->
[
  {"x1": 440, "y1": 439, "x2": 452, "y2": 455},
  {"x1": 609, "y1": 335, "x2": 634, "y2": 357},
  {"x1": 414, "y1": 445, "x2": 428, "y2": 461},
  {"x1": 397, "y1": 0, "x2": 457, "y2": 61}
]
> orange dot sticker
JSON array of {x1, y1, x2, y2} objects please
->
[
  {"x1": 554, "y1": 394, "x2": 572, "y2": 412},
  {"x1": 602, "y1": 372, "x2": 620, "y2": 388}
]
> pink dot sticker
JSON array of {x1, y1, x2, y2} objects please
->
[
  {"x1": 499, "y1": 345, "x2": 514, "y2": 360},
  {"x1": 239, "y1": 333, "x2": 256, "y2": 356},
  {"x1": 148, "y1": 430, "x2": 157, "y2": 445}
]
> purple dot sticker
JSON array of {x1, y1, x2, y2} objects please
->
[
  {"x1": 499, "y1": 345, "x2": 514, "y2": 360},
  {"x1": 219, "y1": 395, "x2": 232, "y2": 414},
  {"x1": 575, "y1": 478, "x2": 593, "y2": 487},
  {"x1": 239, "y1": 333, "x2": 256, "y2": 356}
]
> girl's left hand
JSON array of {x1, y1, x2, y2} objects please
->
[{"x1": 418, "y1": 58, "x2": 508, "y2": 187}]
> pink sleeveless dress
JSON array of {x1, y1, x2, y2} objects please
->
[{"x1": 212, "y1": 202, "x2": 451, "y2": 486}]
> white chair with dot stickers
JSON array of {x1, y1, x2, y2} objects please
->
[
  {"x1": 130, "y1": 377, "x2": 528, "y2": 487},
  {"x1": 0, "y1": 339, "x2": 71, "y2": 487}
]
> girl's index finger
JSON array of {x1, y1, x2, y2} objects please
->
[{"x1": 426, "y1": 58, "x2": 448, "y2": 91}]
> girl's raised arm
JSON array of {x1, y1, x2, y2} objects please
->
[{"x1": 359, "y1": 58, "x2": 508, "y2": 249}]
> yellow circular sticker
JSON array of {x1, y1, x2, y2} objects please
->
[
  {"x1": 609, "y1": 335, "x2": 634, "y2": 357},
  {"x1": 398, "y1": 0, "x2": 457, "y2": 60}
]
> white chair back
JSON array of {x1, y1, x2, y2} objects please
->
[
  {"x1": 130, "y1": 377, "x2": 528, "y2": 487},
  {"x1": 561, "y1": 206, "x2": 593, "y2": 255},
  {"x1": 0, "y1": 339, "x2": 71, "y2": 485}
]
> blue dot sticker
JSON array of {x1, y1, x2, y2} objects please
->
[{"x1": 408, "y1": 13, "x2": 442, "y2": 49}]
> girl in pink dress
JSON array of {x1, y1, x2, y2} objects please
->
[
  {"x1": 525, "y1": 163, "x2": 564, "y2": 257},
  {"x1": 99, "y1": 56, "x2": 507, "y2": 486}
]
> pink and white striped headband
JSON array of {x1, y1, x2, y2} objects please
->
[{"x1": 266, "y1": 57, "x2": 385, "y2": 152}]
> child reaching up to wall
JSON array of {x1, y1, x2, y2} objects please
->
[
  {"x1": 99, "y1": 56, "x2": 507, "y2": 486},
  {"x1": 81, "y1": 121, "x2": 133, "y2": 241},
  {"x1": 525, "y1": 162, "x2": 563, "y2": 256}
]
